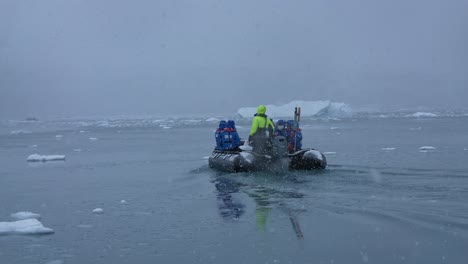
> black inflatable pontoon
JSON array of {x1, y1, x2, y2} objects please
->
[{"x1": 208, "y1": 137, "x2": 327, "y2": 172}]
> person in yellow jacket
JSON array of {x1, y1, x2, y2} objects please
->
[{"x1": 248, "y1": 105, "x2": 275, "y2": 155}]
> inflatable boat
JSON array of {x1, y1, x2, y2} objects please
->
[{"x1": 208, "y1": 137, "x2": 327, "y2": 172}]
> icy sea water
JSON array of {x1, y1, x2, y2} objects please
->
[{"x1": 1, "y1": 117, "x2": 467, "y2": 264}]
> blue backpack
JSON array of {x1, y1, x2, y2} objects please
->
[{"x1": 215, "y1": 121, "x2": 227, "y2": 150}]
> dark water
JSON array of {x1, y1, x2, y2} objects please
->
[{"x1": 1, "y1": 117, "x2": 467, "y2": 264}]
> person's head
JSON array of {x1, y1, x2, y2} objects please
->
[
  {"x1": 227, "y1": 120, "x2": 235, "y2": 129},
  {"x1": 276, "y1": 120, "x2": 285, "y2": 130},
  {"x1": 256, "y1": 105, "x2": 267, "y2": 115},
  {"x1": 286, "y1": 120, "x2": 294, "y2": 129},
  {"x1": 218, "y1": 120, "x2": 227, "y2": 130}
]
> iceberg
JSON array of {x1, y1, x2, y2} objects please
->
[
  {"x1": 0, "y1": 219, "x2": 54, "y2": 235},
  {"x1": 11, "y1": 212, "x2": 41, "y2": 220},
  {"x1": 27, "y1": 154, "x2": 66, "y2": 162},
  {"x1": 408, "y1": 112, "x2": 439, "y2": 118},
  {"x1": 237, "y1": 100, "x2": 352, "y2": 119}
]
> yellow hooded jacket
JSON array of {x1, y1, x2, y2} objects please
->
[{"x1": 249, "y1": 105, "x2": 275, "y2": 136}]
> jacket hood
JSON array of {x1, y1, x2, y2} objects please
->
[{"x1": 256, "y1": 105, "x2": 267, "y2": 115}]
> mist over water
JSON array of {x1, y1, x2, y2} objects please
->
[{"x1": 1, "y1": 0, "x2": 468, "y2": 119}]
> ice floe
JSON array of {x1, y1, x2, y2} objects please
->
[
  {"x1": 10, "y1": 212, "x2": 41, "y2": 220},
  {"x1": 92, "y1": 208, "x2": 104, "y2": 214},
  {"x1": 205, "y1": 117, "x2": 220, "y2": 122},
  {"x1": 120, "y1": 200, "x2": 128, "y2": 204},
  {"x1": 419, "y1": 146, "x2": 436, "y2": 151},
  {"x1": 237, "y1": 100, "x2": 352, "y2": 118},
  {"x1": 408, "y1": 112, "x2": 439, "y2": 118},
  {"x1": 0, "y1": 219, "x2": 54, "y2": 235},
  {"x1": 89, "y1": 137, "x2": 98, "y2": 141},
  {"x1": 55, "y1": 135, "x2": 63, "y2": 139},
  {"x1": 27, "y1": 154, "x2": 66, "y2": 162},
  {"x1": 382, "y1": 148, "x2": 396, "y2": 151},
  {"x1": 11, "y1": 130, "x2": 32, "y2": 135},
  {"x1": 44, "y1": 260, "x2": 64, "y2": 264}
]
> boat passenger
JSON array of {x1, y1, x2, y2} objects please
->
[
  {"x1": 248, "y1": 105, "x2": 275, "y2": 155},
  {"x1": 226, "y1": 120, "x2": 241, "y2": 150},
  {"x1": 215, "y1": 120, "x2": 227, "y2": 150},
  {"x1": 286, "y1": 120, "x2": 303, "y2": 153},
  {"x1": 274, "y1": 120, "x2": 287, "y2": 138}
]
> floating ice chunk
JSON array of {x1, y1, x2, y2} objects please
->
[
  {"x1": 408, "y1": 112, "x2": 438, "y2": 118},
  {"x1": 330, "y1": 127, "x2": 340, "y2": 130},
  {"x1": 11, "y1": 130, "x2": 32, "y2": 135},
  {"x1": 161, "y1": 126, "x2": 171, "y2": 129},
  {"x1": 0, "y1": 219, "x2": 54, "y2": 235},
  {"x1": 27, "y1": 154, "x2": 66, "y2": 162},
  {"x1": 382, "y1": 148, "x2": 396, "y2": 151},
  {"x1": 11, "y1": 212, "x2": 41, "y2": 220},
  {"x1": 464, "y1": 148, "x2": 468, "y2": 151},
  {"x1": 202, "y1": 156, "x2": 210, "y2": 160},
  {"x1": 55, "y1": 135, "x2": 63, "y2": 138},
  {"x1": 205, "y1": 117, "x2": 219, "y2": 122},
  {"x1": 323, "y1": 152, "x2": 337, "y2": 155},
  {"x1": 419, "y1": 146, "x2": 436, "y2": 151},
  {"x1": 120, "y1": 200, "x2": 128, "y2": 204},
  {"x1": 237, "y1": 100, "x2": 352, "y2": 118},
  {"x1": 44, "y1": 260, "x2": 64, "y2": 264},
  {"x1": 89, "y1": 137, "x2": 98, "y2": 141},
  {"x1": 79, "y1": 130, "x2": 86, "y2": 133},
  {"x1": 92, "y1": 208, "x2": 104, "y2": 214}
]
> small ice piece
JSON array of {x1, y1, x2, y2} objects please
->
[
  {"x1": 45, "y1": 260, "x2": 64, "y2": 264},
  {"x1": 202, "y1": 156, "x2": 210, "y2": 160},
  {"x1": 419, "y1": 146, "x2": 436, "y2": 151},
  {"x1": 323, "y1": 152, "x2": 337, "y2": 155},
  {"x1": 79, "y1": 130, "x2": 86, "y2": 133},
  {"x1": 0, "y1": 219, "x2": 54, "y2": 235},
  {"x1": 11, "y1": 212, "x2": 41, "y2": 220},
  {"x1": 464, "y1": 148, "x2": 468, "y2": 151},
  {"x1": 161, "y1": 126, "x2": 171, "y2": 129},
  {"x1": 27, "y1": 154, "x2": 66, "y2": 162},
  {"x1": 205, "y1": 117, "x2": 219, "y2": 122},
  {"x1": 382, "y1": 147, "x2": 396, "y2": 151},
  {"x1": 55, "y1": 135, "x2": 63, "y2": 138},
  {"x1": 11, "y1": 130, "x2": 32, "y2": 135},
  {"x1": 120, "y1": 200, "x2": 128, "y2": 204},
  {"x1": 89, "y1": 137, "x2": 98, "y2": 141},
  {"x1": 92, "y1": 208, "x2": 104, "y2": 214},
  {"x1": 408, "y1": 112, "x2": 438, "y2": 118},
  {"x1": 330, "y1": 127, "x2": 340, "y2": 130},
  {"x1": 73, "y1": 149, "x2": 82, "y2": 152}
]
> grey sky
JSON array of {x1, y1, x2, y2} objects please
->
[{"x1": 1, "y1": 0, "x2": 467, "y2": 118}]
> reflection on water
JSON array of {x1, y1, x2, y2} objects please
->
[{"x1": 212, "y1": 173, "x2": 306, "y2": 239}]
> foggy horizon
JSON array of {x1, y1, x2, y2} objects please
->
[{"x1": 1, "y1": 0, "x2": 467, "y2": 119}]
